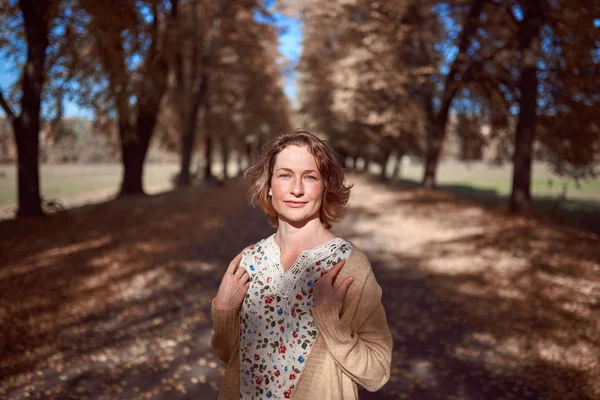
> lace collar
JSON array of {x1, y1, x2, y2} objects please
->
[{"x1": 263, "y1": 234, "x2": 345, "y2": 271}]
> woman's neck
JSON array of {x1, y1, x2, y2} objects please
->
[{"x1": 274, "y1": 217, "x2": 336, "y2": 254}]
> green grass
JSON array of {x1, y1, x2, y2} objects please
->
[
  {"x1": 0, "y1": 163, "x2": 180, "y2": 207},
  {"x1": 393, "y1": 160, "x2": 600, "y2": 201}
]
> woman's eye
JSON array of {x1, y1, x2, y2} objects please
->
[
  {"x1": 279, "y1": 173, "x2": 291, "y2": 178},
  {"x1": 305, "y1": 175, "x2": 317, "y2": 181}
]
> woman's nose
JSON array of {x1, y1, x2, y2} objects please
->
[{"x1": 290, "y1": 179, "x2": 304, "y2": 196}]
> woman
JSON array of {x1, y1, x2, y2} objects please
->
[{"x1": 211, "y1": 130, "x2": 393, "y2": 399}]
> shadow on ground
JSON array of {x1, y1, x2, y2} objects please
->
[{"x1": 395, "y1": 177, "x2": 600, "y2": 236}]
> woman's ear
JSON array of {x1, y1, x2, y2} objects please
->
[{"x1": 268, "y1": 187, "x2": 273, "y2": 196}]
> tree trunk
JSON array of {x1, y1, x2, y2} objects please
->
[
  {"x1": 421, "y1": 0, "x2": 485, "y2": 188},
  {"x1": 14, "y1": 122, "x2": 43, "y2": 217},
  {"x1": 119, "y1": 138, "x2": 146, "y2": 196},
  {"x1": 391, "y1": 150, "x2": 404, "y2": 181},
  {"x1": 235, "y1": 145, "x2": 243, "y2": 177},
  {"x1": 352, "y1": 152, "x2": 359, "y2": 172},
  {"x1": 257, "y1": 135, "x2": 264, "y2": 154},
  {"x1": 178, "y1": 85, "x2": 208, "y2": 186},
  {"x1": 177, "y1": 121, "x2": 195, "y2": 186},
  {"x1": 119, "y1": 108, "x2": 158, "y2": 196},
  {"x1": 422, "y1": 132, "x2": 438, "y2": 187},
  {"x1": 221, "y1": 137, "x2": 229, "y2": 180},
  {"x1": 173, "y1": 0, "x2": 192, "y2": 187},
  {"x1": 177, "y1": 79, "x2": 202, "y2": 186},
  {"x1": 203, "y1": 131, "x2": 214, "y2": 183},
  {"x1": 11, "y1": 0, "x2": 52, "y2": 217},
  {"x1": 245, "y1": 142, "x2": 253, "y2": 167},
  {"x1": 510, "y1": 6, "x2": 543, "y2": 213},
  {"x1": 119, "y1": 68, "x2": 168, "y2": 196},
  {"x1": 175, "y1": 0, "x2": 217, "y2": 187},
  {"x1": 363, "y1": 155, "x2": 371, "y2": 174},
  {"x1": 379, "y1": 147, "x2": 392, "y2": 180},
  {"x1": 337, "y1": 148, "x2": 349, "y2": 169},
  {"x1": 92, "y1": 2, "x2": 170, "y2": 197},
  {"x1": 422, "y1": 108, "x2": 450, "y2": 188},
  {"x1": 388, "y1": 152, "x2": 398, "y2": 180}
]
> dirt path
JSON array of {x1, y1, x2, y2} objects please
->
[{"x1": 1, "y1": 175, "x2": 598, "y2": 399}]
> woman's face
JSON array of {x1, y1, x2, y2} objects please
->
[{"x1": 269, "y1": 145, "x2": 324, "y2": 226}]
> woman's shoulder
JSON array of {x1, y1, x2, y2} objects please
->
[
  {"x1": 339, "y1": 241, "x2": 373, "y2": 279},
  {"x1": 240, "y1": 234, "x2": 273, "y2": 254},
  {"x1": 337, "y1": 242, "x2": 384, "y2": 308},
  {"x1": 338, "y1": 240, "x2": 368, "y2": 264},
  {"x1": 238, "y1": 235, "x2": 274, "y2": 268}
]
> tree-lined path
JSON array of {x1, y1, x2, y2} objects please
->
[{"x1": 2, "y1": 176, "x2": 598, "y2": 399}]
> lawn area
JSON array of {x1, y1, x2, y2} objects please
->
[
  {"x1": 0, "y1": 163, "x2": 181, "y2": 209},
  {"x1": 396, "y1": 160, "x2": 600, "y2": 201}
]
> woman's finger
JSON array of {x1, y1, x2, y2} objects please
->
[
  {"x1": 239, "y1": 271, "x2": 250, "y2": 284},
  {"x1": 325, "y1": 260, "x2": 345, "y2": 281},
  {"x1": 233, "y1": 266, "x2": 246, "y2": 278},
  {"x1": 226, "y1": 252, "x2": 243, "y2": 275},
  {"x1": 336, "y1": 276, "x2": 354, "y2": 295}
]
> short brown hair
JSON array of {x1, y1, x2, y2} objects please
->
[{"x1": 244, "y1": 130, "x2": 352, "y2": 229}]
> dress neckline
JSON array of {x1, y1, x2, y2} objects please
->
[{"x1": 266, "y1": 234, "x2": 345, "y2": 274}]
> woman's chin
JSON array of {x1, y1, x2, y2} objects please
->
[{"x1": 278, "y1": 213, "x2": 320, "y2": 227}]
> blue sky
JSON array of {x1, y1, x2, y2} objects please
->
[
  {"x1": 255, "y1": 3, "x2": 303, "y2": 107},
  {"x1": 277, "y1": 16, "x2": 303, "y2": 105}
]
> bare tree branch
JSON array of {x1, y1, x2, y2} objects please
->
[{"x1": 0, "y1": 89, "x2": 17, "y2": 122}]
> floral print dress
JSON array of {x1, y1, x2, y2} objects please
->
[{"x1": 238, "y1": 234, "x2": 352, "y2": 400}]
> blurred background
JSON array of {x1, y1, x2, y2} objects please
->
[{"x1": 1, "y1": 0, "x2": 599, "y2": 399}]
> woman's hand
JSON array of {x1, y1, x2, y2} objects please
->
[
  {"x1": 313, "y1": 260, "x2": 354, "y2": 307},
  {"x1": 214, "y1": 252, "x2": 250, "y2": 310}
]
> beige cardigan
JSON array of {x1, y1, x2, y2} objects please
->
[{"x1": 211, "y1": 245, "x2": 393, "y2": 399}]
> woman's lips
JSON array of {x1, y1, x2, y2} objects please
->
[{"x1": 284, "y1": 201, "x2": 307, "y2": 208}]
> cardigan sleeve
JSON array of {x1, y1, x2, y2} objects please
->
[
  {"x1": 210, "y1": 299, "x2": 241, "y2": 363},
  {"x1": 211, "y1": 249, "x2": 249, "y2": 363},
  {"x1": 311, "y1": 268, "x2": 393, "y2": 392}
]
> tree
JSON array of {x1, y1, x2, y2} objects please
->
[
  {"x1": 0, "y1": 0, "x2": 60, "y2": 217},
  {"x1": 160, "y1": 0, "x2": 290, "y2": 184},
  {"x1": 421, "y1": 0, "x2": 485, "y2": 188},
  {"x1": 75, "y1": 0, "x2": 173, "y2": 196},
  {"x1": 170, "y1": 0, "x2": 223, "y2": 186},
  {"x1": 510, "y1": 0, "x2": 600, "y2": 211},
  {"x1": 296, "y1": 0, "x2": 439, "y2": 171},
  {"x1": 507, "y1": 2, "x2": 546, "y2": 212}
]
